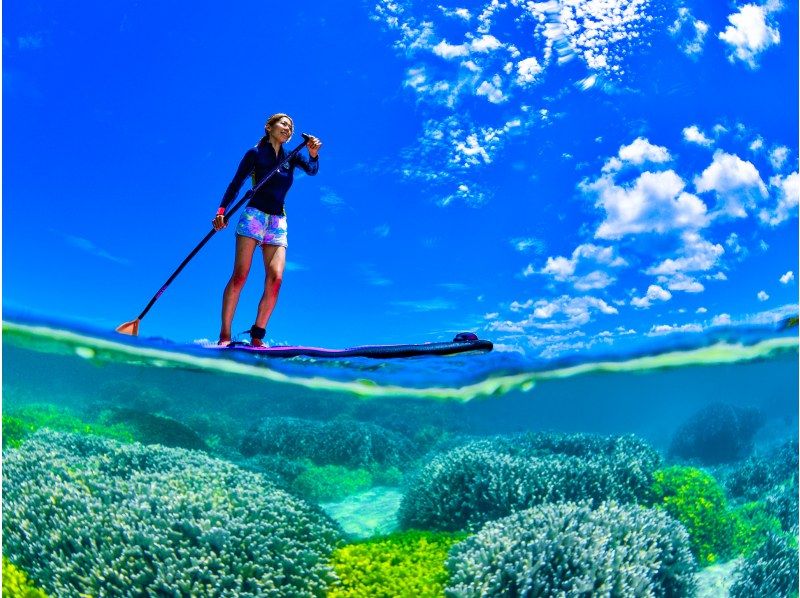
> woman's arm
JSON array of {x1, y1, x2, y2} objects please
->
[{"x1": 213, "y1": 148, "x2": 257, "y2": 230}]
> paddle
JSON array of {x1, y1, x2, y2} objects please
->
[{"x1": 116, "y1": 133, "x2": 312, "y2": 336}]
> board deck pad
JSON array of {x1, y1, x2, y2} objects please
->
[{"x1": 209, "y1": 333, "x2": 493, "y2": 359}]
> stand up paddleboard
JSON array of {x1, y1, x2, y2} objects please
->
[{"x1": 208, "y1": 332, "x2": 493, "y2": 359}]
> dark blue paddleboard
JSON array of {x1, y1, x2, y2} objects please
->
[{"x1": 209, "y1": 332, "x2": 493, "y2": 359}]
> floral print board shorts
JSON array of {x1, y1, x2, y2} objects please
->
[{"x1": 235, "y1": 207, "x2": 288, "y2": 247}]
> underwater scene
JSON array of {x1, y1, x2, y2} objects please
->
[{"x1": 2, "y1": 314, "x2": 798, "y2": 597}]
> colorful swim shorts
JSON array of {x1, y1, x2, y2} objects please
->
[{"x1": 236, "y1": 207, "x2": 288, "y2": 247}]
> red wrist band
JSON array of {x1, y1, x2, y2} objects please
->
[{"x1": 216, "y1": 207, "x2": 225, "y2": 216}]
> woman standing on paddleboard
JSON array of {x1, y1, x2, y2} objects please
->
[{"x1": 212, "y1": 114, "x2": 322, "y2": 346}]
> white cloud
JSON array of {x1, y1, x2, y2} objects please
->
[
  {"x1": 750, "y1": 136, "x2": 764, "y2": 151},
  {"x1": 696, "y1": 307, "x2": 708, "y2": 313},
  {"x1": 646, "y1": 231, "x2": 725, "y2": 276},
  {"x1": 759, "y1": 171, "x2": 799, "y2": 226},
  {"x1": 683, "y1": 125, "x2": 713, "y2": 147},
  {"x1": 648, "y1": 323, "x2": 703, "y2": 335},
  {"x1": 780, "y1": 271, "x2": 794, "y2": 284},
  {"x1": 603, "y1": 137, "x2": 671, "y2": 172},
  {"x1": 512, "y1": 237, "x2": 545, "y2": 254},
  {"x1": 588, "y1": 170, "x2": 708, "y2": 239},
  {"x1": 470, "y1": 34, "x2": 503, "y2": 53},
  {"x1": 757, "y1": 290, "x2": 770, "y2": 301},
  {"x1": 491, "y1": 295, "x2": 619, "y2": 332},
  {"x1": 719, "y1": 2, "x2": 782, "y2": 68},
  {"x1": 432, "y1": 39, "x2": 469, "y2": 59},
  {"x1": 694, "y1": 150, "x2": 768, "y2": 218},
  {"x1": 670, "y1": 7, "x2": 709, "y2": 57},
  {"x1": 712, "y1": 313, "x2": 732, "y2": 326},
  {"x1": 475, "y1": 74, "x2": 507, "y2": 103},
  {"x1": 438, "y1": 182, "x2": 488, "y2": 207},
  {"x1": 658, "y1": 272, "x2": 705, "y2": 293},
  {"x1": 516, "y1": 56, "x2": 543, "y2": 86},
  {"x1": 484, "y1": 312, "x2": 499, "y2": 320},
  {"x1": 439, "y1": 6, "x2": 471, "y2": 20},
  {"x1": 540, "y1": 244, "x2": 627, "y2": 290},
  {"x1": 631, "y1": 285, "x2": 672, "y2": 308},
  {"x1": 769, "y1": 146, "x2": 790, "y2": 169}
]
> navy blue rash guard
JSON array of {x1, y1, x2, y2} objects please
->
[{"x1": 219, "y1": 142, "x2": 319, "y2": 216}]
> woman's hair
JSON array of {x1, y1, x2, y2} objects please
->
[{"x1": 259, "y1": 113, "x2": 293, "y2": 146}]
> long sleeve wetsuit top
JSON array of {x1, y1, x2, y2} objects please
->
[{"x1": 219, "y1": 142, "x2": 319, "y2": 216}]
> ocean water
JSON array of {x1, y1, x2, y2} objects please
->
[{"x1": 2, "y1": 313, "x2": 798, "y2": 597}]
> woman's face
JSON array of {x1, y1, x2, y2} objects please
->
[{"x1": 268, "y1": 117, "x2": 293, "y2": 143}]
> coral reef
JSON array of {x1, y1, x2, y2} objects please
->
[
  {"x1": 3, "y1": 430, "x2": 343, "y2": 597},
  {"x1": 2, "y1": 404, "x2": 134, "y2": 447},
  {"x1": 668, "y1": 403, "x2": 764, "y2": 466},
  {"x1": 2, "y1": 557, "x2": 48, "y2": 597},
  {"x1": 399, "y1": 432, "x2": 661, "y2": 532},
  {"x1": 729, "y1": 533, "x2": 799, "y2": 598},
  {"x1": 446, "y1": 501, "x2": 697, "y2": 597},
  {"x1": 292, "y1": 464, "x2": 373, "y2": 502},
  {"x1": 651, "y1": 466, "x2": 784, "y2": 565},
  {"x1": 240, "y1": 416, "x2": 415, "y2": 469},
  {"x1": 328, "y1": 530, "x2": 466, "y2": 597},
  {"x1": 100, "y1": 407, "x2": 208, "y2": 451},
  {"x1": 651, "y1": 466, "x2": 737, "y2": 565},
  {"x1": 721, "y1": 438, "x2": 799, "y2": 533},
  {"x1": 724, "y1": 438, "x2": 798, "y2": 501}
]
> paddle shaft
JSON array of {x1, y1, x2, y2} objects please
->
[{"x1": 133, "y1": 136, "x2": 310, "y2": 322}]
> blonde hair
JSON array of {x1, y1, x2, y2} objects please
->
[{"x1": 260, "y1": 113, "x2": 294, "y2": 146}]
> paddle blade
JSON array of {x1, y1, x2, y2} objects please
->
[{"x1": 116, "y1": 318, "x2": 140, "y2": 336}]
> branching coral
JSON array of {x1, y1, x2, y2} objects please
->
[
  {"x1": 328, "y1": 530, "x2": 466, "y2": 597},
  {"x1": 240, "y1": 416, "x2": 415, "y2": 469},
  {"x1": 292, "y1": 464, "x2": 374, "y2": 502},
  {"x1": 446, "y1": 502, "x2": 697, "y2": 597},
  {"x1": 729, "y1": 533, "x2": 799, "y2": 598},
  {"x1": 399, "y1": 432, "x2": 662, "y2": 532},
  {"x1": 668, "y1": 403, "x2": 764, "y2": 466},
  {"x1": 3, "y1": 430, "x2": 343, "y2": 597}
]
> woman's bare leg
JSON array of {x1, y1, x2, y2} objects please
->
[
  {"x1": 219, "y1": 235, "x2": 258, "y2": 342},
  {"x1": 253, "y1": 245, "x2": 286, "y2": 344}
]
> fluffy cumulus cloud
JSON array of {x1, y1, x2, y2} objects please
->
[
  {"x1": 489, "y1": 295, "x2": 618, "y2": 332},
  {"x1": 780, "y1": 271, "x2": 795, "y2": 284},
  {"x1": 694, "y1": 150, "x2": 768, "y2": 218},
  {"x1": 769, "y1": 146, "x2": 790, "y2": 170},
  {"x1": 759, "y1": 171, "x2": 799, "y2": 226},
  {"x1": 587, "y1": 169, "x2": 708, "y2": 239},
  {"x1": 682, "y1": 125, "x2": 713, "y2": 147},
  {"x1": 648, "y1": 322, "x2": 703, "y2": 335},
  {"x1": 631, "y1": 284, "x2": 672, "y2": 308},
  {"x1": 719, "y1": 1, "x2": 783, "y2": 68},
  {"x1": 646, "y1": 231, "x2": 724, "y2": 277},
  {"x1": 538, "y1": 243, "x2": 627, "y2": 290},
  {"x1": 602, "y1": 137, "x2": 672, "y2": 173},
  {"x1": 757, "y1": 290, "x2": 770, "y2": 301},
  {"x1": 669, "y1": 7, "x2": 709, "y2": 57}
]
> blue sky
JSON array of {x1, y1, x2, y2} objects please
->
[{"x1": 4, "y1": 0, "x2": 798, "y2": 355}]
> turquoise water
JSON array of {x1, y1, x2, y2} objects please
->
[{"x1": 2, "y1": 313, "x2": 798, "y2": 596}]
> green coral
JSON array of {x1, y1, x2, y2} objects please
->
[
  {"x1": 652, "y1": 466, "x2": 736, "y2": 564},
  {"x1": 2, "y1": 557, "x2": 48, "y2": 597},
  {"x1": 3, "y1": 404, "x2": 134, "y2": 446},
  {"x1": 328, "y1": 530, "x2": 466, "y2": 597},
  {"x1": 652, "y1": 466, "x2": 787, "y2": 565},
  {"x1": 730, "y1": 502, "x2": 783, "y2": 557},
  {"x1": 2, "y1": 416, "x2": 36, "y2": 449},
  {"x1": 292, "y1": 464, "x2": 373, "y2": 502}
]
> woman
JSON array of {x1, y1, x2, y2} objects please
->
[{"x1": 212, "y1": 113, "x2": 322, "y2": 346}]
